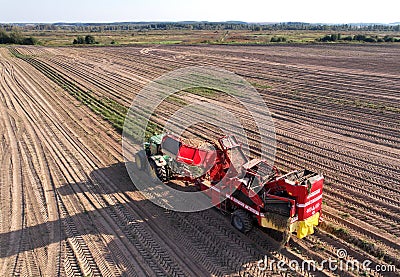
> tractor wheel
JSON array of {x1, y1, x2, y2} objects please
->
[
  {"x1": 231, "y1": 209, "x2": 253, "y2": 233},
  {"x1": 135, "y1": 150, "x2": 147, "y2": 171},
  {"x1": 149, "y1": 160, "x2": 168, "y2": 182}
]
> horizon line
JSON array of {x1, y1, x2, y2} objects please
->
[{"x1": 1, "y1": 21, "x2": 400, "y2": 25}]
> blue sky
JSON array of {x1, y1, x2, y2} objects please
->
[{"x1": 0, "y1": 0, "x2": 399, "y2": 24}]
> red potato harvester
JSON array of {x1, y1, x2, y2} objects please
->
[{"x1": 135, "y1": 133, "x2": 323, "y2": 239}]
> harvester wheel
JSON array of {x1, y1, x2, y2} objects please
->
[
  {"x1": 135, "y1": 150, "x2": 147, "y2": 171},
  {"x1": 149, "y1": 160, "x2": 168, "y2": 182},
  {"x1": 157, "y1": 166, "x2": 168, "y2": 182},
  {"x1": 231, "y1": 209, "x2": 253, "y2": 233}
]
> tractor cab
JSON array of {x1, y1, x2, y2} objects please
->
[{"x1": 146, "y1": 134, "x2": 165, "y2": 156}]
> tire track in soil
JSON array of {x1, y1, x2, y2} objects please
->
[
  {"x1": 7, "y1": 60, "x2": 64, "y2": 277},
  {"x1": 0, "y1": 111, "x2": 24, "y2": 275},
  {"x1": 1, "y1": 59, "x2": 132, "y2": 276},
  {"x1": 1, "y1": 57, "x2": 112, "y2": 275},
  {"x1": 2, "y1": 48, "x2": 238, "y2": 276}
]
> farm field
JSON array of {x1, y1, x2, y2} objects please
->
[
  {"x1": 10, "y1": 29, "x2": 363, "y2": 46},
  {"x1": 14, "y1": 28, "x2": 400, "y2": 46},
  {"x1": 0, "y1": 43, "x2": 399, "y2": 276}
]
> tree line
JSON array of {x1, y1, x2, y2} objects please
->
[
  {"x1": 0, "y1": 31, "x2": 38, "y2": 45},
  {"x1": 317, "y1": 33, "x2": 400, "y2": 42},
  {"x1": 2, "y1": 22, "x2": 400, "y2": 32}
]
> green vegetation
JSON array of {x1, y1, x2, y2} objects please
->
[
  {"x1": 73, "y1": 35, "x2": 97, "y2": 44},
  {"x1": 0, "y1": 31, "x2": 38, "y2": 45},
  {"x1": 85, "y1": 35, "x2": 96, "y2": 44},
  {"x1": 163, "y1": 87, "x2": 220, "y2": 106},
  {"x1": 164, "y1": 87, "x2": 221, "y2": 112},
  {"x1": 339, "y1": 212, "x2": 351, "y2": 218},
  {"x1": 312, "y1": 241, "x2": 326, "y2": 251},
  {"x1": 270, "y1": 36, "x2": 287, "y2": 42},
  {"x1": 321, "y1": 222, "x2": 388, "y2": 261},
  {"x1": 333, "y1": 226, "x2": 350, "y2": 236},
  {"x1": 332, "y1": 98, "x2": 400, "y2": 113},
  {"x1": 302, "y1": 91, "x2": 400, "y2": 114},
  {"x1": 317, "y1": 33, "x2": 400, "y2": 42},
  {"x1": 251, "y1": 82, "x2": 273, "y2": 89},
  {"x1": 150, "y1": 40, "x2": 182, "y2": 44},
  {"x1": 73, "y1": 36, "x2": 84, "y2": 44},
  {"x1": 165, "y1": 94, "x2": 187, "y2": 106}
]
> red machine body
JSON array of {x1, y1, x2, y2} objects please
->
[{"x1": 161, "y1": 134, "x2": 323, "y2": 238}]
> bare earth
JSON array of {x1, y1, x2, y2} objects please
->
[{"x1": 0, "y1": 44, "x2": 399, "y2": 276}]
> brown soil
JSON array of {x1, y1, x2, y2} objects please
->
[{"x1": 1, "y1": 43, "x2": 399, "y2": 276}]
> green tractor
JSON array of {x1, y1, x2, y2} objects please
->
[{"x1": 135, "y1": 134, "x2": 171, "y2": 182}]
